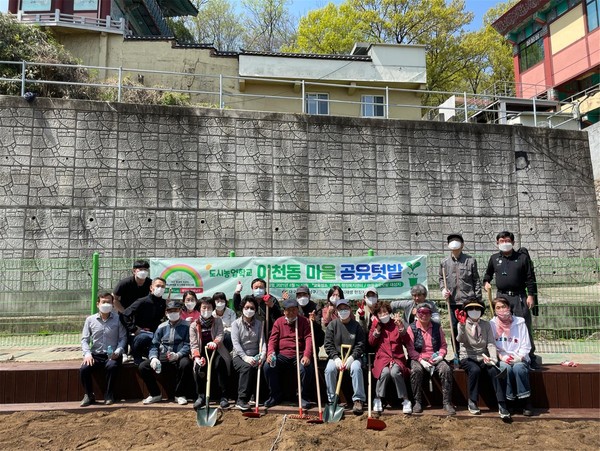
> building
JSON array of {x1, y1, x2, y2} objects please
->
[{"x1": 492, "y1": 0, "x2": 599, "y2": 125}]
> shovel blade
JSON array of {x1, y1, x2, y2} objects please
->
[
  {"x1": 242, "y1": 410, "x2": 261, "y2": 418},
  {"x1": 367, "y1": 417, "x2": 386, "y2": 431},
  {"x1": 496, "y1": 367, "x2": 508, "y2": 380},
  {"x1": 197, "y1": 407, "x2": 218, "y2": 427},
  {"x1": 324, "y1": 405, "x2": 344, "y2": 423}
]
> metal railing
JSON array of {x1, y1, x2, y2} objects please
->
[
  {"x1": 0, "y1": 60, "x2": 585, "y2": 130},
  {"x1": 15, "y1": 9, "x2": 126, "y2": 33}
]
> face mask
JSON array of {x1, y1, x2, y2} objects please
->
[
  {"x1": 167, "y1": 312, "x2": 180, "y2": 322},
  {"x1": 338, "y1": 310, "x2": 351, "y2": 320},
  {"x1": 185, "y1": 301, "x2": 196, "y2": 311},
  {"x1": 215, "y1": 302, "x2": 226, "y2": 311},
  {"x1": 297, "y1": 296, "x2": 309, "y2": 307},
  {"x1": 136, "y1": 270, "x2": 149, "y2": 279},
  {"x1": 467, "y1": 310, "x2": 481, "y2": 320},
  {"x1": 498, "y1": 242, "x2": 513, "y2": 253},
  {"x1": 98, "y1": 303, "x2": 113, "y2": 314},
  {"x1": 448, "y1": 240, "x2": 462, "y2": 251},
  {"x1": 253, "y1": 288, "x2": 265, "y2": 297},
  {"x1": 243, "y1": 308, "x2": 255, "y2": 318},
  {"x1": 496, "y1": 310, "x2": 511, "y2": 320},
  {"x1": 285, "y1": 316, "x2": 297, "y2": 324},
  {"x1": 379, "y1": 314, "x2": 390, "y2": 324},
  {"x1": 366, "y1": 296, "x2": 377, "y2": 307},
  {"x1": 201, "y1": 310, "x2": 213, "y2": 319},
  {"x1": 153, "y1": 287, "x2": 165, "y2": 297},
  {"x1": 329, "y1": 295, "x2": 339, "y2": 305}
]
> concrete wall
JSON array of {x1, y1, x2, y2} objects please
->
[{"x1": 0, "y1": 95, "x2": 598, "y2": 296}]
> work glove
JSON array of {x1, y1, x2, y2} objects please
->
[
  {"x1": 501, "y1": 354, "x2": 513, "y2": 364},
  {"x1": 419, "y1": 359, "x2": 432, "y2": 371},
  {"x1": 455, "y1": 309, "x2": 467, "y2": 325},
  {"x1": 344, "y1": 356, "x2": 355, "y2": 371},
  {"x1": 235, "y1": 281, "x2": 243, "y2": 293},
  {"x1": 371, "y1": 316, "x2": 379, "y2": 329},
  {"x1": 482, "y1": 354, "x2": 495, "y2": 366},
  {"x1": 150, "y1": 358, "x2": 160, "y2": 371},
  {"x1": 357, "y1": 300, "x2": 365, "y2": 317},
  {"x1": 442, "y1": 288, "x2": 451, "y2": 299},
  {"x1": 166, "y1": 352, "x2": 179, "y2": 362},
  {"x1": 206, "y1": 341, "x2": 217, "y2": 350},
  {"x1": 510, "y1": 354, "x2": 522, "y2": 363},
  {"x1": 429, "y1": 354, "x2": 443, "y2": 365},
  {"x1": 243, "y1": 355, "x2": 257, "y2": 366},
  {"x1": 335, "y1": 357, "x2": 343, "y2": 370},
  {"x1": 194, "y1": 357, "x2": 206, "y2": 368}
]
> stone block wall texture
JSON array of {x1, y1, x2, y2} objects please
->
[{"x1": 0, "y1": 96, "x2": 598, "y2": 299}]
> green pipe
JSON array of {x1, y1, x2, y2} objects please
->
[{"x1": 91, "y1": 252, "x2": 99, "y2": 315}]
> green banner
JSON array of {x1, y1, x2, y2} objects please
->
[{"x1": 150, "y1": 256, "x2": 427, "y2": 300}]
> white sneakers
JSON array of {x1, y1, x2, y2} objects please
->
[
  {"x1": 175, "y1": 396, "x2": 188, "y2": 405},
  {"x1": 402, "y1": 399, "x2": 413, "y2": 414},
  {"x1": 143, "y1": 395, "x2": 162, "y2": 404},
  {"x1": 373, "y1": 397, "x2": 383, "y2": 412}
]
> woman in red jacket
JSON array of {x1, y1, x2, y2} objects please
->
[{"x1": 368, "y1": 301, "x2": 412, "y2": 416}]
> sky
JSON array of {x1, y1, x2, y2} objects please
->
[{"x1": 0, "y1": 0, "x2": 506, "y2": 31}]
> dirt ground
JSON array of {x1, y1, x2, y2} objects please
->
[{"x1": 0, "y1": 409, "x2": 598, "y2": 450}]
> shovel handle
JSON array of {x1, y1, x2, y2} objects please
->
[{"x1": 334, "y1": 344, "x2": 352, "y2": 396}]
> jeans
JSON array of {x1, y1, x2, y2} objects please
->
[
  {"x1": 500, "y1": 361, "x2": 530, "y2": 400},
  {"x1": 80, "y1": 353, "x2": 121, "y2": 399},
  {"x1": 460, "y1": 358, "x2": 506, "y2": 404},
  {"x1": 325, "y1": 358, "x2": 365, "y2": 402},
  {"x1": 263, "y1": 354, "x2": 313, "y2": 402},
  {"x1": 375, "y1": 363, "x2": 408, "y2": 400}
]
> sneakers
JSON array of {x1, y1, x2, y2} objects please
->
[
  {"x1": 143, "y1": 394, "x2": 162, "y2": 405},
  {"x1": 522, "y1": 398, "x2": 533, "y2": 416},
  {"x1": 80, "y1": 394, "x2": 95, "y2": 407},
  {"x1": 412, "y1": 401, "x2": 423, "y2": 413},
  {"x1": 468, "y1": 400, "x2": 481, "y2": 415},
  {"x1": 175, "y1": 396, "x2": 188, "y2": 405},
  {"x1": 236, "y1": 399, "x2": 250, "y2": 411},
  {"x1": 443, "y1": 403, "x2": 456, "y2": 416},
  {"x1": 264, "y1": 397, "x2": 279, "y2": 408},
  {"x1": 220, "y1": 397, "x2": 230, "y2": 409},
  {"x1": 193, "y1": 396, "x2": 205, "y2": 410},
  {"x1": 373, "y1": 397, "x2": 383, "y2": 413},
  {"x1": 402, "y1": 399, "x2": 412, "y2": 415},
  {"x1": 301, "y1": 399, "x2": 311, "y2": 410},
  {"x1": 249, "y1": 394, "x2": 256, "y2": 406},
  {"x1": 499, "y1": 404, "x2": 511, "y2": 421},
  {"x1": 104, "y1": 396, "x2": 115, "y2": 406},
  {"x1": 352, "y1": 400, "x2": 364, "y2": 415}
]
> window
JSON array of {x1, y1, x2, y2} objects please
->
[
  {"x1": 361, "y1": 95, "x2": 385, "y2": 117},
  {"x1": 587, "y1": 0, "x2": 600, "y2": 31},
  {"x1": 518, "y1": 35, "x2": 544, "y2": 72},
  {"x1": 305, "y1": 93, "x2": 329, "y2": 115}
]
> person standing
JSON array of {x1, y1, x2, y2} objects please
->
[
  {"x1": 112, "y1": 260, "x2": 152, "y2": 313},
  {"x1": 439, "y1": 233, "x2": 482, "y2": 355},
  {"x1": 483, "y1": 231, "x2": 539, "y2": 368}
]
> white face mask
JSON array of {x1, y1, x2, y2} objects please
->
[
  {"x1": 498, "y1": 242, "x2": 513, "y2": 253},
  {"x1": 448, "y1": 240, "x2": 462, "y2": 251},
  {"x1": 185, "y1": 301, "x2": 196, "y2": 311},
  {"x1": 136, "y1": 270, "x2": 149, "y2": 280},
  {"x1": 167, "y1": 312, "x2": 180, "y2": 322},
  {"x1": 329, "y1": 295, "x2": 339, "y2": 305},
  {"x1": 297, "y1": 296, "x2": 309, "y2": 307},
  {"x1": 285, "y1": 315, "x2": 297, "y2": 324},
  {"x1": 467, "y1": 310, "x2": 482, "y2": 320},
  {"x1": 215, "y1": 302, "x2": 226, "y2": 311},
  {"x1": 201, "y1": 310, "x2": 213, "y2": 319},
  {"x1": 153, "y1": 287, "x2": 165, "y2": 298},
  {"x1": 379, "y1": 314, "x2": 390, "y2": 324},
  {"x1": 243, "y1": 308, "x2": 255, "y2": 318},
  {"x1": 98, "y1": 303, "x2": 113, "y2": 314},
  {"x1": 366, "y1": 296, "x2": 377, "y2": 307},
  {"x1": 253, "y1": 288, "x2": 265, "y2": 297},
  {"x1": 338, "y1": 309, "x2": 351, "y2": 321}
]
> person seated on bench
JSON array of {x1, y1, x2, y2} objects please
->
[
  {"x1": 213, "y1": 291, "x2": 237, "y2": 352},
  {"x1": 79, "y1": 292, "x2": 127, "y2": 406},
  {"x1": 368, "y1": 301, "x2": 412, "y2": 416},
  {"x1": 264, "y1": 298, "x2": 313, "y2": 409},
  {"x1": 181, "y1": 290, "x2": 200, "y2": 323},
  {"x1": 407, "y1": 302, "x2": 455, "y2": 415},
  {"x1": 139, "y1": 300, "x2": 191, "y2": 405},
  {"x1": 490, "y1": 296, "x2": 533, "y2": 416},
  {"x1": 456, "y1": 298, "x2": 510, "y2": 420},
  {"x1": 190, "y1": 297, "x2": 231, "y2": 410},
  {"x1": 231, "y1": 296, "x2": 265, "y2": 411}
]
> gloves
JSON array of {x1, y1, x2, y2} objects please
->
[
  {"x1": 344, "y1": 356, "x2": 355, "y2": 370},
  {"x1": 194, "y1": 357, "x2": 206, "y2": 368},
  {"x1": 510, "y1": 354, "x2": 522, "y2": 363},
  {"x1": 243, "y1": 355, "x2": 256, "y2": 365},
  {"x1": 235, "y1": 281, "x2": 243, "y2": 293},
  {"x1": 167, "y1": 352, "x2": 179, "y2": 362},
  {"x1": 455, "y1": 309, "x2": 467, "y2": 325},
  {"x1": 419, "y1": 359, "x2": 432, "y2": 371},
  {"x1": 206, "y1": 341, "x2": 217, "y2": 350},
  {"x1": 429, "y1": 354, "x2": 443, "y2": 365},
  {"x1": 150, "y1": 358, "x2": 160, "y2": 370},
  {"x1": 371, "y1": 316, "x2": 379, "y2": 329},
  {"x1": 442, "y1": 288, "x2": 451, "y2": 298},
  {"x1": 334, "y1": 357, "x2": 343, "y2": 370},
  {"x1": 357, "y1": 301, "x2": 365, "y2": 317},
  {"x1": 501, "y1": 354, "x2": 513, "y2": 364}
]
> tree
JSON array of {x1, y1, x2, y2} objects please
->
[
  {"x1": 185, "y1": 0, "x2": 244, "y2": 51},
  {"x1": 241, "y1": 0, "x2": 296, "y2": 51}
]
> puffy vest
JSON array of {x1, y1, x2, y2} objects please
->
[{"x1": 410, "y1": 322, "x2": 441, "y2": 353}]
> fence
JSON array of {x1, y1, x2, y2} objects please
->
[
  {"x1": 0, "y1": 59, "x2": 588, "y2": 130},
  {"x1": 0, "y1": 253, "x2": 598, "y2": 353}
]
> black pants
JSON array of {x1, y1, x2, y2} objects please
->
[
  {"x1": 460, "y1": 358, "x2": 506, "y2": 404},
  {"x1": 139, "y1": 356, "x2": 191, "y2": 397},
  {"x1": 232, "y1": 355, "x2": 260, "y2": 402},
  {"x1": 263, "y1": 354, "x2": 313, "y2": 402},
  {"x1": 194, "y1": 352, "x2": 228, "y2": 399},
  {"x1": 80, "y1": 353, "x2": 121, "y2": 399}
]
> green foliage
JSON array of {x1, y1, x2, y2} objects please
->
[
  {"x1": 160, "y1": 91, "x2": 191, "y2": 106},
  {"x1": 166, "y1": 17, "x2": 196, "y2": 43},
  {"x1": 241, "y1": 0, "x2": 296, "y2": 51},
  {"x1": 185, "y1": 0, "x2": 244, "y2": 51}
]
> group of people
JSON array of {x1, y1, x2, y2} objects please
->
[{"x1": 80, "y1": 230, "x2": 538, "y2": 420}]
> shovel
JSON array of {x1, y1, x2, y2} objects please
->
[
  {"x1": 442, "y1": 268, "x2": 460, "y2": 366},
  {"x1": 289, "y1": 319, "x2": 312, "y2": 420},
  {"x1": 323, "y1": 344, "x2": 351, "y2": 423},
  {"x1": 307, "y1": 316, "x2": 324, "y2": 424},
  {"x1": 196, "y1": 346, "x2": 218, "y2": 427},
  {"x1": 490, "y1": 361, "x2": 508, "y2": 380},
  {"x1": 366, "y1": 353, "x2": 386, "y2": 431},
  {"x1": 243, "y1": 326, "x2": 265, "y2": 418}
]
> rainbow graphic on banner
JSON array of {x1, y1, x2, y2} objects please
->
[{"x1": 159, "y1": 264, "x2": 203, "y2": 294}]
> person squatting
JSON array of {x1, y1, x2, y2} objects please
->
[{"x1": 80, "y1": 233, "x2": 537, "y2": 420}]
